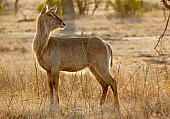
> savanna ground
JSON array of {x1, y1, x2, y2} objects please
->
[{"x1": 1, "y1": 0, "x2": 170, "y2": 119}]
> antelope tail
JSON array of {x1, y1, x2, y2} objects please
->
[
  {"x1": 110, "y1": 47, "x2": 113, "y2": 68},
  {"x1": 107, "y1": 44, "x2": 113, "y2": 68}
]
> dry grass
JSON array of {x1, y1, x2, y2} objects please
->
[{"x1": 0, "y1": 57, "x2": 170, "y2": 119}]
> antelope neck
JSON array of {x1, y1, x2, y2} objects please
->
[{"x1": 33, "y1": 18, "x2": 51, "y2": 58}]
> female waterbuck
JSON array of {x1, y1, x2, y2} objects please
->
[{"x1": 33, "y1": 5, "x2": 119, "y2": 111}]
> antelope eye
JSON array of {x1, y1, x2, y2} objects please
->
[
  {"x1": 47, "y1": 13, "x2": 56, "y2": 19},
  {"x1": 47, "y1": 13, "x2": 52, "y2": 17}
]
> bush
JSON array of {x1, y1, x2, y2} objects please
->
[
  {"x1": 0, "y1": 4, "x2": 3, "y2": 14},
  {"x1": 37, "y1": 2, "x2": 45, "y2": 13},
  {"x1": 37, "y1": 0, "x2": 66, "y2": 16},
  {"x1": 105, "y1": 0, "x2": 144, "y2": 17}
]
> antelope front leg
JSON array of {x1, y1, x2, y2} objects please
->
[
  {"x1": 46, "y1": 71, "x2": 54, "y2": 104},
  {"x1": 48, "y1": 70, "x2": 60, "y2": 115},
  {"x1": 53, "y1": 72, "x2": 60, "y2": 104}
]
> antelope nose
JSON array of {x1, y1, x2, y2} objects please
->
[{"x1": 61, "y1": 22, "x2": 65, "y2": 28}]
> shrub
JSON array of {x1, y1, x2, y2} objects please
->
[
  {"x1": 105, "y1": 0, "x2": 144, "y2": 17},
  {"x1": 37, "y1": 2, "x2": 45, "y2": 13},
  {"x1": 36, "y1": 0, "x2": 66, "y2": 16},
  {"x1": 0, "y1": 4, "x2": 3, "y2": 14},
  {"x1": 74, "y1": 0, "x2": 101, "y2": 15}
]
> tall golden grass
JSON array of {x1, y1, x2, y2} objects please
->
[{"x1": 0, "y1": 57, "x2": 170, "y2": 119}]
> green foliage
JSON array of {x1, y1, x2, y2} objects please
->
[
  {"x1": 105, "y1": 0, "x2": 144, "y2": 17},
  {"x1": 105, "y1": 0, "x2": 114, "y2": 10},
  {"x1": 37, "y1": 0, "x2": 66, "y2": 16},
  {"x1": 37, "y1": 2, "x2": 45, "y2": 13},
  {"x1": 0, "y1": 4, "x2": 3, "y2": 14}
]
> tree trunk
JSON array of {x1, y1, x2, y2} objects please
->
[
  {"x1": 63, "y1": 0, "x2": 75, "y2": 18},
  {"x1": 14, "y1": 0, "x2": 19, "y2": 13},
  {"x1": 60, "y1": 0, "x2": 76, "y2": 36}
]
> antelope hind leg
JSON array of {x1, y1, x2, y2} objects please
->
[
  {"x1": 91, "y1": 66, "x2": 119, "y2": 108},
  {"x1": 89, "y1": 67, "x2": 109, "y2": 105}
]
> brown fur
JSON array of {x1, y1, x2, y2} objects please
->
[{"x1": 33, "y1": 5, "x2": 119, "y2": 111}]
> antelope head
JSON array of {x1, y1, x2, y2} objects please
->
[
  {"x1": 39, "y1": 5, "x2": 65, "y2": 31},
  {"x1": 162, "y1": 0, "x2": 170, "y2": 9}
]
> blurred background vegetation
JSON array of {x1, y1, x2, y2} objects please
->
[{"x1": 0, "y1": 0, "x2": 161, "y2": 18}]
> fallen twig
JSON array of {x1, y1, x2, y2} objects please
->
[{"x1": 17, "y1": 12, "x2": 35, "y2": 22}]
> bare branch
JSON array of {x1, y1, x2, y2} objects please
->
[
  {"x1": 92, "y1": 0, "x2": 101, "y2": 15},
  {"x1": 154, "y1": 11, "x2": 170, "y2": 55},
  {"x1": 14, "y1": 0, "x2": 19, "y2": 13},
  {"x1": 163, "y1": 7, "x2": 167, "y2": 21}
]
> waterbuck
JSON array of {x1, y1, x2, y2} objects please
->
[{"x1": 33, "y1": 5, "x2": 119, "y2": 112}]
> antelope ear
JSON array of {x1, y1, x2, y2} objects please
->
[
  {"x1": 49, "y1": 5, "x2": 57, "y2": 13},
  {"x1": 41, "y1": 5, "x2": 48, "y2": 14}
]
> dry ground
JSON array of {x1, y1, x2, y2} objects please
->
[{"x1": 0, "y1": 0, "x2": 170, "y2": 119}]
